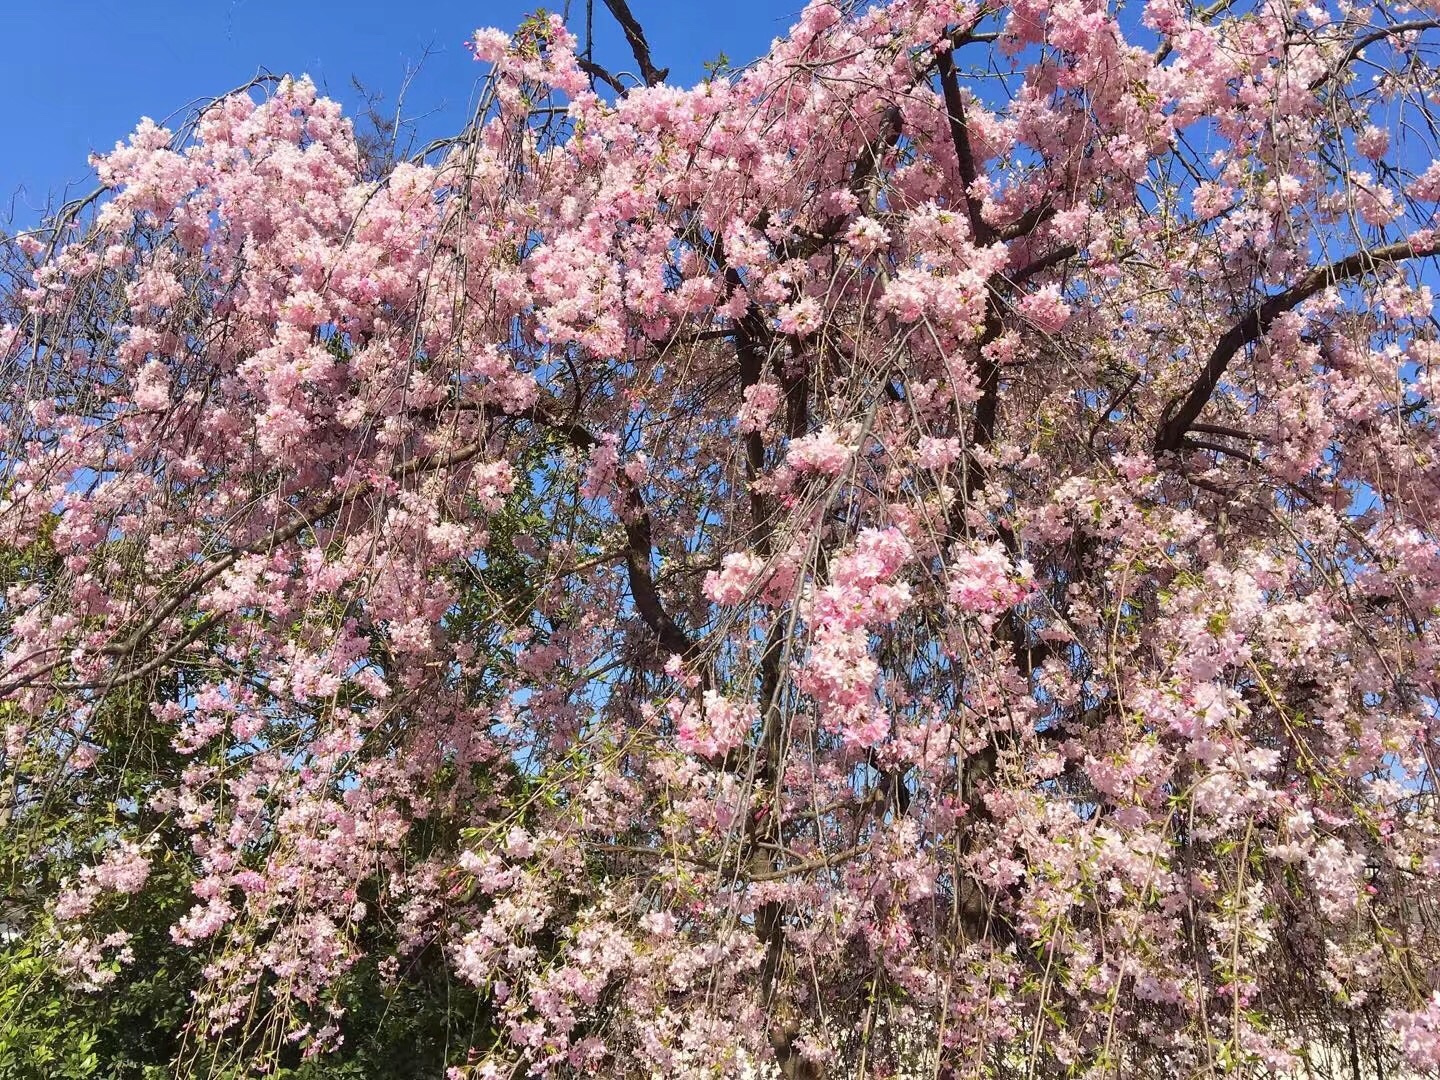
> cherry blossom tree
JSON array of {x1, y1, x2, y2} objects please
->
[{"x1": 3, "y1": 0, "x2": 1440, "y2": 1075}]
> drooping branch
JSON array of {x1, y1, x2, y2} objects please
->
[
  {"x1": 772, "y1": 105, "x2": 905, "y2": 263},
  {"x1": 0, "y1": 432, "x2": 497, "y2": 698},
  {"x1": 1, "y1": 385, "x2": 704, "y2": 697},
  {"x1": 1152, "y1": 0, "x2": 1242, "y2": 63},
  {"x1": 9, "y1": 3, "x2": 1440, "y2": 1073}
]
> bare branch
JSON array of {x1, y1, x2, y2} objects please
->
[{"x1": 600, "y1": 0, "x2": 669, "y2": 87}]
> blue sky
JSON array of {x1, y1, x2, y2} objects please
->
[{"x1": 0, "y1": 1, "x2": 796, "y2": 225}]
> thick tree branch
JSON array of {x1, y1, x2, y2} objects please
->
[
  {"x1": 996, "y1": 203, "x2": 1057, "y2": 243},
  {"x1": 518, "y1": 398, "x2": 699, "y2": 660},
  {"x1": 936, "y1": 50, "x2": 994, "y2": 246},
  {"x1": 600, "y1": 0, "x2": 669, "y2": 87},
  {"x1": 577, "y1": 56, "x2": 627, "y2": 94},
  {"x1": 1183, "y1": 436, "x2": 1262, "y2": 466},
  {"x1": 1155, "y1": 238, "x2": 1439, "y2": 453}
]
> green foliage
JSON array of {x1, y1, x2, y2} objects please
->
[
  {"x1": 0, "y1": 449, "x2": 505, "y2": 1080},
  {"x1": 0, "y1": 928, "x2": 495, "y2": 1079},
  {"x1": 0, "y1": 754, "x2": 496, "y2": 1080},
  {"x1": 0, "y1": 863, "x2": 197, "y2": 1080}
]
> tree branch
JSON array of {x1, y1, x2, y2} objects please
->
[
  {"x1": 600, "y1": 0, "x2": 669, "y2": 87},
  {"x1": 517, "y1": 398, "x2": 699, "y2": 661},
  {"x1": 1008, "y1": 244, "x2": 1078, "y2": 286},
  {"x1": 1308, "y1": 19, "x2": 1440, "y2": 91},
  {"x1": 577, "y1": 56, "x2": 627, "y2": 94},
  {"x1": 935, "y1": 51, "x2": 994, "y2": 246},
  {"x1": 0, "y1": 432, "x2": 498, "y2": 698},
  {"x1": 1155, "y1": 237, "x2": 1439, "y2": 454}
]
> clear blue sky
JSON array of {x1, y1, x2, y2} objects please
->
[{"x1": 0, "y1": 1, "x2": 796, "y2": 225}]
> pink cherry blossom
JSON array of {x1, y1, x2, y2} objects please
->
[{"x1": 5, "y1": 0, "x2": 1440, "y2": 1074}]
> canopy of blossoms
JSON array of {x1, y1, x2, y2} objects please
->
[{"x1": 3, "y1": 0, "x2": 1440, "y2": 1075}]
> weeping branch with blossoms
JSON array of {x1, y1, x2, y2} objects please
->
[{"x1": 4, "y1": 0, "x2": 1440, "y2": 1075}]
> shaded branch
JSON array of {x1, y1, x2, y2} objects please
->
[
  {"x1": 517, "y1": 398, "x2": 699, "y2": 660},
  {"x1": 1009, "y1": 244, "x2": 1078, "y2": 286},
  {"x1": 1190, "y1": 421, "x2": 1267, "y2": 442},
  {"x1": 996, "y1": 202, "x2": 1057, "y2": 243},
  {"x1": 1182, "y1": 436, "x2": 1262, "y2": 466}
]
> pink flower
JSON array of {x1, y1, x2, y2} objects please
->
[
  {"x1": 947, "y1": 542, "x2": 1030, "y2": 613},
  {"x1": 737, "y1": 382, "x2": 782, "y2": 434},
  {"x1": 916, "y1": 436, "x2": 962, "y2": 469},
  {"x1": 1409, "y1": 160, "x2": 1440, "y2": 201},
  {"x1": 469, "y1": 28, "x2": 512, "y2": 62},
  {"x1": 673, "y1": 691, "x2": 755, "y2": 756},
  {"x1": 787, "y1": 427, "x2": 856, "y2": 475},
  {"x1": 1016, "y1": 284, "x2": 1071, "y2": 333},
  {"x1": 1191, "y1": 182, "x2": 1232, "y2": 220},
  {"x1": 130, "y1": 360, "x2": 171, "y2": 411},
  {"x1": 93, "y1": 842, "x2": 151, "y2": 895},
  {"x1": 845, "y1": 216, "x2": 891, "y2": 254},
  {"x1": 1356, "y1": 124, "x2": 1389, "y2": 160},
  {"x1": 581, "y1": 434, "x2": 620, "y2": 499},
  {"x1": 704, "y1": 552, "x2": 766, "y2": 605},
  {"x1": 1390, "y1": 994, "x2": 1440, "y2": 1069},
  {"x1": 777, "y1": 297, "x2": 823, "y2": 336}
]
